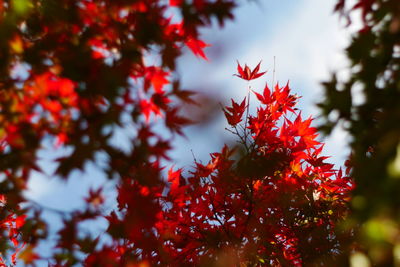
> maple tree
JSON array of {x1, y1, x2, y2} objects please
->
[
  {"x1": 156, "y1": 64, "x2": 352, "y2": 266},
  {"x1": 319, "y1": 0, "x2": 400, "y2": 265}
]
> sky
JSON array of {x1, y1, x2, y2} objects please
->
[{"x1": 21, "y1": 0, "x2": 357, "y2": 265}]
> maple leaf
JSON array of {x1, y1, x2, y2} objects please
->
[
  {"x1": 223, "y1": 98, "x2": 246, "y2": 126},
  {"x1": 165, "y1": 108, "x2": 192, "y2": 135},
  {"x1": 253, "y1": 83, "x2": 272, "y2": 105},
  {"x1": 15, "y1": 215, "x2": 26, "y2": 229},
  {"x1": 144, "y1": 66, "x2": 170, "y2": 93},
  {"x1": 172, "y1": 81, "x2": 198, "y2": 105},
  {"x1": 290, "y1": 114, "x2": 317, "y2": 136},
  {"x1": 235, "y1": 61, "x2": 266, "y2": 81},
  {"x1": 185, "y1": 38, "x2": 210, "y2": 60},
  {"x1": 168, "y1": 167, "x2": 186, "y2": 198},
  {"x1": 168, "y1": 167, "x2": 183, "y2": 187},
  {"x1": 85, "y1": 188, "x2": 104, "y2": 208},
  {"x1": 151, "y1": 92, "x2": 172, "y2": 111},
  {"x1": 140, "y1": 99, "x2": 162, "y2": 122}
]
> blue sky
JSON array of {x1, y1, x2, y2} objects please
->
[{"x1": 21, "y1": 1, "x2": 357, "y2": 265}]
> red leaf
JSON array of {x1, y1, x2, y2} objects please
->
[
  {"x1": 234, "y1": 61, "x2": 266, "y2": 81},
  {"x1": 140, "y1": 99, "x2": 161, "y2": 122},
  {"x1": 144, "y1": 66, "x2": 170, "y2": 93},
  {"x1": 253, "y1": 83, "x2": 271, "y2": 105},
  {"x1": 165, "y1": 108, "x2": 192, "y2": 135},
  {"x1": 223, "y1": 98, "x2": 246, "y2": 126},
  {"x1": 170, "y1": 0, "x2": 183, "y2": 6},
  {"x1": 186, "y1": 38, "x2": 210, "y2": 60},
  {"x1": 168, "y1": 167, "x2": 183, "y2": 191},
  {"x1": 15, "y1": 215, "x2": 26, "y2": 229}
]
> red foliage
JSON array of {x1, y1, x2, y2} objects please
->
[
  {"x1": 0, "y1": 0, "x2": 352, "y2": 265},
  {"x1": 154, "y1": 74, "x2": 352, "y2": 266},
  {"x1": 0, "y1": 0, "x2": 236, "y2": 264},
  {"x1": 0, "y1": 195, "x2": 26, "y2": 266}
]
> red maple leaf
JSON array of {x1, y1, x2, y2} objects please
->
[
  {"x1": 186, "y1": 38, "x2": 210, "y2": 60},
  {"x1": 235, "y1": 61, "x2": 266, "y2": 81},
  {"x1": 223, "y1": 98, "x2": 247, "y2": 126},
  {"x1": 144, "y1": 66, "x2": 170, "y2": 93},
  {"x1": 253, "y1": 83, "x2": 272, "y2": 105}
]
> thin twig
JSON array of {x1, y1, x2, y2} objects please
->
[
  {"x1": 272, "y1": 56, "x2": 276, "y2": 87},
  {"x1": 190, "y1": 149, "x2": 198, "y2": 163},
  {"x1": 234, "y1": 126, "x2": 249, "y2": 151}
]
